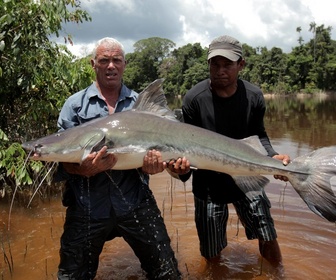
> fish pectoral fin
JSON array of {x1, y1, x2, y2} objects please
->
[
  {"x1": 232, "y1": 175, "x2": 269, "y2": 200},
  {"x1": 81, "y1": 131, "x2": 106, "y2": 162}
]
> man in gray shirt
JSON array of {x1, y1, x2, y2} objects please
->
[{"x1": 56, "y1": 37, "x2": 182, "y2": 280}]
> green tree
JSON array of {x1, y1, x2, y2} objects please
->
[
  {"x1": 0, "y1": 0, "x2": 91, "y2": 139},
  {"x1": 159, "y1": 43, "x2": 207, "y2": 104},
  {"x1": 286, "y1": 24, "x2": 335, "y2": 93},
  {"x1": 0, "y1": 0, "x2": 92, "y2": 199},
  {"x1": 296, "y1": 26, "x2": 304, "y2": 46},
  {"x1": 249, "y1": 47, "x2": 287, "y2": 93},
  {"x1": 307, "y1": 24, "x2": 336, "y2": 90},
  {"x1": 287, "y1": 48, "x2": 311, "y2": 91},
  {"x1": 124, "y1": 37, "x2": 175, "y2": 91},
  {"x1": 309, "y1": 22, "x2": 317, "y2": 63},
  {"x1": 182, "y1": 62, "x2": 208, "y2": 93},
  {"x1": 240, "y1": 44, "x2": 259, "y2": 84}
]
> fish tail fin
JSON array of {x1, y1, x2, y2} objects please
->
[{"x1": 288, "y1": 146, "x2": 336, "y2": 222}]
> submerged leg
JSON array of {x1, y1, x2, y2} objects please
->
[{"x1": 259, "y1": 239, "x2": 282, "y2": 266}]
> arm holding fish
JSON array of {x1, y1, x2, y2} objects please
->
[
  {"x1": 259, "y1": 135, "x2": 291, "y2": 181},
  {"x1": 165, "y1": 156, "x2": 191, "y2": 178},
  {"x1": 272, "y1": 154, "x2": 290, "y2": 181},
  {"x1": 61, "y1": 146, "x2": 117, "y2": 177},
  {"x1": 60, "y1": 148, "x2": 169, "y2": 177},
  {"x1": 142, "y1": 150, "x2": 191, "y2": 176},
  {"x1": 257, "y1": 121, "x2": 291, "y2": 182},
  {"x1": 142, "y1": 149, "x2": 166, "y2": 174},
  {"x1": 55, "y1": 101, "x2": 118, "y2": 177}
]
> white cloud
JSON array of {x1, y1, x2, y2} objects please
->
[{"x1": 59, "y1": 0, "x2": 336, "y2": 57}]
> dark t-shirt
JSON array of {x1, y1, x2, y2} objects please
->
[{"x1": 182, "y1": 79, "x2": 277, "y2": 203}]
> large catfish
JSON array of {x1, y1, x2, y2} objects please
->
[{"x1": 22, "y1": 79, "x2": 336, "y2": 222}]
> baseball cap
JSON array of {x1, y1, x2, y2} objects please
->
[{"x1": 207, "y1": 35, "x2": 242, "y2": 61}]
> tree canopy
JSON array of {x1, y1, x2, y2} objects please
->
[
  {"x1": 0, "y1": 0, "x2": 92, "y2": 194},
  {"x1": 123, "y1": 23, "x2": 336, "y2": 98}
]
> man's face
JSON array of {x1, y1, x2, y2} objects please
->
[
  {"x1": 91, "y1": 45, "x2": 126, "y2": 90},
  {"x1": 209, "y1": 56, "x2": 244, "y2": 89}
]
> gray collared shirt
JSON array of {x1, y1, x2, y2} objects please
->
[
  {"x1": 56, "y1": 82, "x2": 150, "y2": 218},
  {"x1": 58, "y1": 82, "x2": 137, "y2": 129}
]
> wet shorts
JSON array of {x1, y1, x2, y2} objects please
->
[{"x1": 194, "y1": 191, "x2": 277, "y2": 259}]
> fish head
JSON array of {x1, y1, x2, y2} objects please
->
[{"x1": 22, "y1": 127, "x2": 106, "y2": 163}]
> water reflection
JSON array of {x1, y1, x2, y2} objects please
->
[
  {"x1": 0, "y1": 94, "x2": 335, "y2": 279},
  {"x1": 264, "y1": 93, "x2": 336, "y2": 149}
]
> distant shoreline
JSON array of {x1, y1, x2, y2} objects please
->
[{"x1": 263, "y1": 90, "x2": 336, "y2": 99}]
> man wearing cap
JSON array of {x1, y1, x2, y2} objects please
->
[{"x1": 179, "y1": 35, "x2": 290, "y2": 267}]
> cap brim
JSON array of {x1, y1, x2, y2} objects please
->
[{"x1": 207, "y1": 49, "x2": 240, "y2": 61}]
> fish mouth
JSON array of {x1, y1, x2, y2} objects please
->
[
  {"x1": 33, "y1": 144, "x2": 42, "y2": 157},
  {"x1": 22, "y1": 142, "x2": 43, "y2": 157}
]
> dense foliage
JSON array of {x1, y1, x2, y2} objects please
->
[
  {"x1": 0, "y1": 0, "x2": 92, "y2": 200},
  {"x1": 122, "y1": 24, "x2": 336, "y2": 108},
  {"x1": 1, "y1": 0, "x2": 335, "y2": 202}
]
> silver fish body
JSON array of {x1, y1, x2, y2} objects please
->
[{"x1": 22, "y1": 79, "x2": 336, "y2": 222}]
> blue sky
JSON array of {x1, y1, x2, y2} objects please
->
[{"x1": 57, "y1": 0, "x2": 336, "y2": 57}]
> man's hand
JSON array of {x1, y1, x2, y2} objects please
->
[
  {"x1": 166, "y1": 157, "x2": 191, "y2": 175},
  {"x1": 142, "y1": 150, "x2": 191, "y2": 176},
  {"x1": 62, "y1": 146, "x2": 117, "y2": 177},
  {"x1": 142, "y1": 149, "x2": 166, "y2": 174},
  {"x1": 273, "y1": 154, "x2": 290, "y2": 182}
]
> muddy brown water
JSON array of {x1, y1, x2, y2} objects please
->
[{"x1": 1, "y1": 95, "x2": 336, "y2": 279}]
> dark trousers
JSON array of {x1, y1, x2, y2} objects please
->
[{"x1": 58, "y1": 192, "x2": 181, "y2": 280}]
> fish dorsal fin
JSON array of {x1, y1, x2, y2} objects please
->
[
  {"x1": 132, "y1": 79, "x2": 177, "y2": 121},
  {"x1": 239, "y1": 136, "x2": 268, "y2": 156}
]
